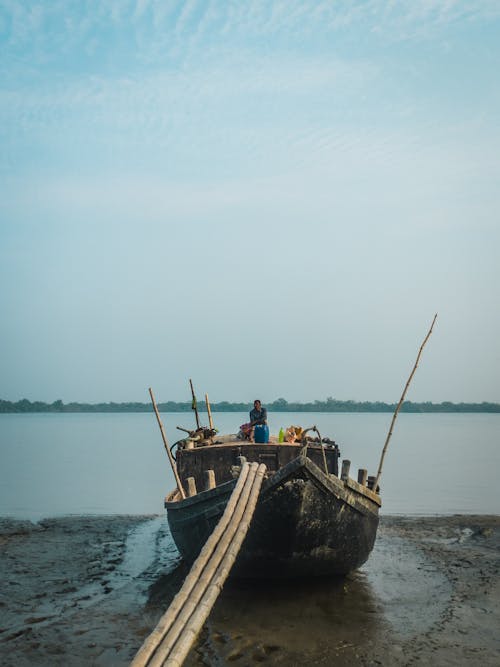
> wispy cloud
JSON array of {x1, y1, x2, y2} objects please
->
[
  {"x1": 0, "y1": 50, "x2": 379, "y2": 174},
  {"x1": 1, "y1": 1, "x2": 499, "y2": 215},
  {"x1": 2, "y1": 1, "x2": 499, "y2": 75}
]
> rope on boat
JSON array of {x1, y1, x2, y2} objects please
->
[
  {"x1": 130, "y1": 461, "x2": 267, "y2": 667},
  {"x1": 300, "y1": 425, "x2": 328, "y2": 474}
]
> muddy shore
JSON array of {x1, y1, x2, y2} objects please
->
[{"x1": 0, "y1": 514, "x2": 499, "y2": 666}]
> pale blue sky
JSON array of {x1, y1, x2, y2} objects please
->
[{"x1": 1, "y1": 1, "x2": 499, "y2": 404}]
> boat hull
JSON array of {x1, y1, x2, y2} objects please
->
[{"x1": 166, "y1": 455, "x2": 380, "y2": 577}]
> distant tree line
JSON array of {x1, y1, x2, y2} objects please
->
[{"x1": 1, "y1": 397, "x2": 500, "y2": 414}]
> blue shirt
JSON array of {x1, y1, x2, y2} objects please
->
[{"x1": 249, "y1": 406, "x2": 267, "y2": 425}]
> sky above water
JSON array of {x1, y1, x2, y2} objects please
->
[{"x1": 1, "y1": 1, "x2": 499, "y2": 405}]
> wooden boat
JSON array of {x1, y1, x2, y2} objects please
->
[{"x1": 165, "y1": 430, "x2": 381, "y2": 578}]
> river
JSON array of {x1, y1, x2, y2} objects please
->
[{"x1": 0, "y1": 412, "x2": 499, "y2": 519}]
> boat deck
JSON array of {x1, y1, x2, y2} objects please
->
[{"x1": 175, "y1": 437, "x2": 340, "y2": 492}]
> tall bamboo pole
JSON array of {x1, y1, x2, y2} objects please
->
[
  {"x1": 149, "y1": 387, "x2": 186, "y2": 500},
  {"x1": 373, "y1": 314, "x2": 437, "y2": 491},
  {"x1": 205, "y1": 393, "x2": 214, "y2": 431}
]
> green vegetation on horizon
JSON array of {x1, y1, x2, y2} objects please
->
[{"x1": 1, "y1": 397, "x2": 499, "y2": 414}]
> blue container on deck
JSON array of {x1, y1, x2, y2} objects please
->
[{"x1": 254, "y1": 424, "x2": 269, "y2": 443}]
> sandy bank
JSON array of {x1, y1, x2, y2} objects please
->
[{"x1": 0, "y1": 515, "x2": 499, "y2": 666}]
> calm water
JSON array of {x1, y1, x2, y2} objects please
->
[{"x1": 0, "y1": 412, "x2": 499, "y2": 519}]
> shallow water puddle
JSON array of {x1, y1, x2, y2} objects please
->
[
  {"x1": 362, "y1": 532, "x2": 451, "y2": 638},
  {"x1": 117, "y1": 516, "x2": 165, "y2": 579}
]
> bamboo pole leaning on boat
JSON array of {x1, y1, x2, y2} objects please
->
[
  {"x1": 149, "y1": 387, "x2": 186, "y2": 500},
  {"x1": 165, "y1": 463, "x2": 267, "y2": 667},
  {"x1": 373, "y1": 313, "x2": 438, "y2": 491},
  {"x1": 131, "y1": 461, "x2": 252, "y2": 667},
  {"x1": 150, "y1": 464, "x2": 266, "y2": 667},
  {"x1": 130, "y1": 461, "x2": 267, "y2": 667}
]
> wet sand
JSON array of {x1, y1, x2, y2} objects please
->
[{"x1": 0, "y1": 515, "x2": 499, "y2": 666}]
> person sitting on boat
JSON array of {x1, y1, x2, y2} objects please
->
[
  {"x1": 249, "y1": 400, "x2": 267, "y2": 441},
  {"x1": 250, "y1": 400, "x2": 267, "y2": 426}
]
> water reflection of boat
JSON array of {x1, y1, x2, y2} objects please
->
[{"x1": 165, "y1": 432, "x2": 381, "y2": 578}]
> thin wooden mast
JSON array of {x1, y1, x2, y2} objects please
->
[{"x1": 373, "y1": 314, "x2": 437, "y2": 491}]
